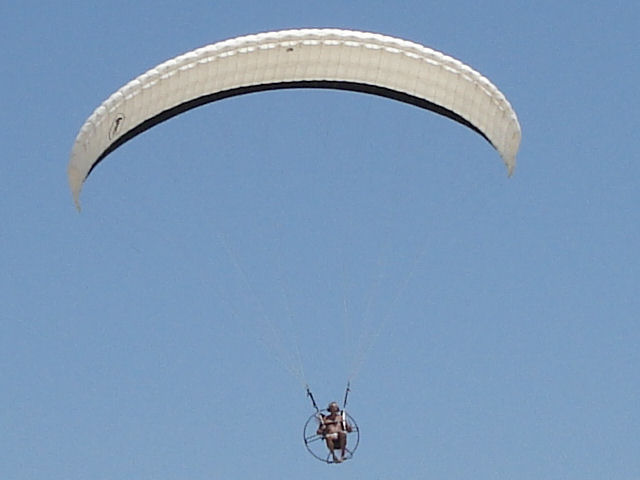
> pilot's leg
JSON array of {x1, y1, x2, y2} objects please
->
[
  {"x1": 338, "y1": 432, "x2": 347, "y2": 460},
  {"x1": 326, "y1": 436, "x2": 338, "y2": 462}
]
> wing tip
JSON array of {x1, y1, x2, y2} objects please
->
[{"x1": 68, "y1": 164, "x2": 84, "y2": 211}]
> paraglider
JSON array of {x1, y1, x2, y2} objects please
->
[
  {"x1": 68, "y1": 28, "x2": 521, "y2": 209},
  {"x1": 67, "y1": 29, "x2": 522, "y2": 464}
]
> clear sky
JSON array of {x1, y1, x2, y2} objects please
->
[{"x1": 2, "y1": 1, "x2": 639, "y2": 479}]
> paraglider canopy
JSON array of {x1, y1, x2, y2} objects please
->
[{"x1": 68, "y1": 28, "x2": 521, "y2": 209}]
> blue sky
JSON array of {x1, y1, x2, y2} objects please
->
[{"x1": 2, "y1": 1, "x2": 639, "y2": 478}]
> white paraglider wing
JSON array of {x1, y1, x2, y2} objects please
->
[{"x1": 68, "y1": 28, "x2": 521, "y2": 208}]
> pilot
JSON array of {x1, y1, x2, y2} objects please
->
[{"x1": 316, "y1": 402, "x2": 353, "y2": 463}]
